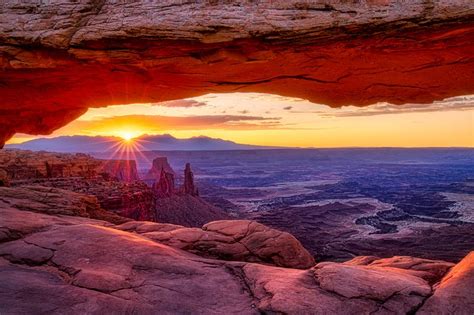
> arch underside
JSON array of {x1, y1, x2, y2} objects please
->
[{"x1": 0, "y1": 2, "x2": 473, "y2": 147}]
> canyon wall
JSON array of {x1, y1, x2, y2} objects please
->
[
  {"x1": 0, "y1": 150, "x2": 227, "y2": 224},
  {"x1": 101, "y1": 160, "x2": 140, "y2": 182},
  {"x1": 0, "y1": 1, "x2": 473, "y2": 145},
  {"x1": 0, "y1": 150, "x2": 155, "y2": 221},
  {"x1": 148, "y1": 157, "x2": 231, "y2": 227},
  {"x1": 0, "y1": 150, "x2": 139, "y2": 182}
]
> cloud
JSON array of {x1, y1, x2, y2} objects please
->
[
  {"x1": 335, "y1": 103, "x2": 473, "y2": 117},
  {"x1": 219, "y1": 122, "x2": 282, "y2": 130},
  {"x1": 152, "y1": 99, "x2": 208, "y2": 108},
  {"x1": 304, "y1": 95, "x2": 474, "y2": 118},
  {"x1": 64, "y1": 114, "x2": 283, "y2": 133},
  {"x1": 283, "y1": 106, "x2": 293, "y2": 110}
]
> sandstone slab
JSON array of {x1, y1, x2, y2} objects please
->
[
  {"x1": 419, "y1": 251, "x2": 474, "y2": 314},
  {"x1": 345, "y1": 255, "x2": 455, "y2": 284},
  {"x1": 1, "y1": 182, "x2": 473, "y2": 313},
  {"x1": 117, "y1": 219, "x2": 315, "y2": 269}
]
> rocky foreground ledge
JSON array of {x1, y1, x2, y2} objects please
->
[{"x1": 0, "y1": 186, "x2": 473, "y2": 314}]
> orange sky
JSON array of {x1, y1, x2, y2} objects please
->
[{"x1": 8, "y1": 93, "x2": 474, "y2": 147}]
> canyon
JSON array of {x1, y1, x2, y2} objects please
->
[
  {"x1": 0, "y1": 149, "x2": 228, "y2": 225},
  {"x1": 0, "y1": 1, "x2": 473, "y2": 145},
  {"x1": 159, "y1": 148, "x2": 474, "y2": 263},
  {"x1": 0, "y1": 182, "x2": 473, "y2": 314},
  {"x1": 0, "y1": 148, "x2": 473, "y2": 313}
]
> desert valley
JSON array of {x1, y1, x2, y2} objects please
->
[{"x1": 1, "y1": 142, "x2": 473, "y2": 314}]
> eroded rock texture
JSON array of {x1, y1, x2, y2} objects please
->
[
  {"x1": 1, "y1": 188, "x2": 473, "y2": 314},
  {"x1": 183, "y1": 162, "x2": 198, "y2": 196},
  {"x1": 144, "y1": 157, "x2": 175, "y2": 183},
  {"x1": 153, "y1": 167, "x2": 176, "y2": 197},
  {"x1": 0, "y1": 149, "x2": 138, "y2": 182},
  {"x1": 146, "y1": 159, "x2": 230, "y2": 227},
  {"x1": 0, "y1": 185, "x2": 128, "y2": 225},
  {"x1": 419, "y1": 251, "x2": 474, "y2": 314},
  {"x1": 0, "y1": 150, "x2": 102, "y2": 180},
  {"x1": 154, "y1": 194, "x2": 230, "y2": 228},
  {"x1": 101, "y1": 160, "x2": 140, "y2": 182},
  {"x1": 0, "y1": 1, "x2": 473, "y2": 145},
  {"x1": 0, "y1": 149, "x2": 156, "y2": 221},
  {"x1": 116, "y1": 219, "x2": 315, "y2": 269}
]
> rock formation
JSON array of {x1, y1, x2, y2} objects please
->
[
  {"x1": 83, "y1": 180, "x2": 156, "y2": 222},
  {"x1": 0, "y1": 149, "x2": 138, "y2": 182},
  {"x1": 149, "y1": 160, "x2": 229, "y2": 227},
  {"x1": 0, "y1": 150, "x2": 102, "y2": 180},
  {"x1": 144, "y1": 157, "x2": 175, "y2": 182},
  {"x1": 117, "y1": 219, "x2": 315, "y2": 269},
  {"x1": 1, "y1": 187, "x2": 473, "y2": 313},
  {"x1": 100, "y1": 159, "x2": 140, "y2": 182},
  {"x1": 0, "y1": 150, "x2": 156, "y2": 221},
  {"x1": 149, "y1": 160, "x2": 198, "y2": 197},
  {"x1": 152, "y1": 167, "x2": 175, "y2": 197},
  {"x1": 418, "y1": 251, "x2": 474, "y2": 314},
  {"x1": 0, "y1": 185, "x2": 128, "y2": 225},
  {"x1": 1, "y1": 150, "x2": 225, "y2": 225},
  {"x1": 343, "y1": 255, "x2": 455, "y2": 285},
  {"x1": 154, "y1": 194, "x2": 230, "y2": 228},
  {"x1": 183, "y1": 163, "x2": 198, "y2": 196},
  {"x1": 0, "y1": 169, "x2": 9, "y2": 187},
  {"x1": 0, "y1": 1, "x2": 473, "y2": 145}
]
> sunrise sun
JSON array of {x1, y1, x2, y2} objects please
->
[{"x1": 118, "y1": 131, "x2": 140, "y2": 142}]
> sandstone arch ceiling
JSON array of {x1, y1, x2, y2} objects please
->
[{"x1": 0, "y1": 1, "x2": 473, "y2": 147}]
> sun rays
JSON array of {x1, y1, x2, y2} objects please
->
[{"x1": 94, "y1": 135, "x2": 156, "y2": 180}]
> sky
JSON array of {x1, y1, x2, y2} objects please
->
[{"x1": 8, "y1": 93, "x2": 474, "y2": 147}]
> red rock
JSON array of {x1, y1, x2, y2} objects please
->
[
  {"x1": 0, "y1": 241, "x2": 53, "y2": 265},
  {"x1": 95, "y1": 181, "x2": 156, "y2": 222},
  {"x1": 145, "y1": 157, "x2": 175, "y2": 182},
  {"x1": 0, "y1": 150, "x2": 102, "y2": 180},
  {"x1": 154, "y1": 194, "x2": 229, "y2": 227},
  {"x1": 37, "y1": 177, "x2": 156, "y2": 222},
  {"x1": 313, "y1": 262, "x2": 431, "y2": 313},
  {"x1": 0, "y1": 169, "x2": 9, "y2": 187},
  {"x1": 355, "y1": 256, "x2": 455, "y2": 285},
  {"x1": 0, "y1": 185, "x2": 128, "y2": 225},
  {"x1": 1, "y1": 191, "x2": 473, "y2": 314},
  {"x1": 115, "y1": 221, "x2": 183, "y2": 234},
  {"x1": 1, "y1": 2, "x2": 473, "y2": 145},
  {"x1": 183, "y1": 163, "x2": 198, "y2": 196},
  {"x1": 0, "y1": 150, "x2": 155, "y2": 221},
  {"x1": 152, "y1": 167, "x2": 175, "y2": 197},
  {"x1": 241, "y1": 261, "x2": 430, "y2": 314},
  {"x1": 100, "y1": 159, "x2": 140, "y2": 182},
  {"x1": 419, "y1": 251, "x2": 474, "y2": 314},
  {"x1": 117, "y1": 219, "x2": 315, "y2": 269},
  {"x1": 344, "y1": 256, "x2": 380, "y2": 266},
  {"x1": 147, "y1": 160, "x2": 227, "y2": 226}
]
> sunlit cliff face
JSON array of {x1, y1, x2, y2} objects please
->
[{"x1": 8, "y1": 93, "x2": 474, "y2": 148}]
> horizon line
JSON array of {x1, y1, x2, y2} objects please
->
[{"x1": 6, "y1": 133, "x2": 474, "y2": 150}]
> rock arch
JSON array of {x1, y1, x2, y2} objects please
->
[{"x1": 0, "y1": 1, "x2": 473, "y2": 146}]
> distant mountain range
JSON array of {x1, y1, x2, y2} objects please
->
[{"x1": 6, "y1": 134, "x2": 277, "y2": 153}]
